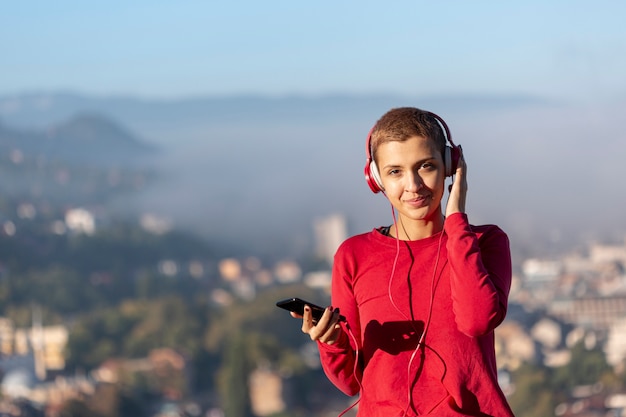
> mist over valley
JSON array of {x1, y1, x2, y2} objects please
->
[{"x1": 1, "y1": 92, "x2": 624, "y2": 262}]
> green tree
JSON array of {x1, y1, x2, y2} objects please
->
[
  {"x1": 508, "y1": 363, "x2": 556, "y2": 417},
  {"x1": 217, "y1": 334, "x2": 253, "y2": 417},
  {"x1": 65, "y1": 296, "x2": 206, "y2": 371},
  {"x1": 552, "y1": 340, "x2": 612, "y2": 390},
  {"x1": 207, "y1": 285, "x2": 342, "y2": 415}
]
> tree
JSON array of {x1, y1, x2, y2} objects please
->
[
  {"x1": 217, "y1": 334, "x2": 253, "y2": 417},
  {"x1": 508, "y1": 363, "x2": 556, "y2": 417},
  {"x1": 551, "y1": 340, "x2": 612, "y2": 393}
]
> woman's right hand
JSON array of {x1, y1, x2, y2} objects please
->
[{"x1": 291, "y1": 305, "x2": 344, "y2": 345}]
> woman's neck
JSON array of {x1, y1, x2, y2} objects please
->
[{"x1": 391, "y1": 213, "x2": 444, "y2": 241}]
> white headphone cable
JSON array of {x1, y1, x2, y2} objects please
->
[{"x1": 387, "y1": 205, "x2": 445, "y2": 416}]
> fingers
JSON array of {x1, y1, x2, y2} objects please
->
[
  {"x1": 318, "y1": 322, "x2": 342, "y2": 345},
  {"x1": 300, "y1": 305, "x2": 315, "y2": 333},
  {"x1": 446, "y1": 146, "x2": 468, "y2": 216},
  {"x1": 454, "y1": 145, "x2": 466, "y2": 176},
  {"x1": 301, "y1": 305, "x2": 343, "y2": 345}
]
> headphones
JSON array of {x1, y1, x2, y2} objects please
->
[{"x1": 363, "y1": 111, "x2": 461, "y2": 194}]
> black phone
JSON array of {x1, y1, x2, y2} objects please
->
[{"x1": 275, "y1": 297, "x2": 345, "y2": 322}]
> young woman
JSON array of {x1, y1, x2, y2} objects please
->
[{"x1": 295, "y1": 107, "x2": 514, "y2": 416}]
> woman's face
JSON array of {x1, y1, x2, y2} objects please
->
[{"x1": 376, "y1": 135, "x2": 446, "y2": 225}]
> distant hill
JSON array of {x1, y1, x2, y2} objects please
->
[
  {"x1": 0, "y1": 112, "x2": 158, "y2": 207},
  {"x1": 0, "y1": 91, "x2": 547, "y2": 146},
  {"x1": 0, "y1": 112, "x2": 157, "y2": 166}
]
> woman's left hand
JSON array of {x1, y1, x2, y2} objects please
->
[{"x1": 445, "y1": 146, "x2": 467, "y2": 217}]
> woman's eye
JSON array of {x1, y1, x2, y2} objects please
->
[
  {"x1": 388, "y1": 169, "x2": 400, "y2": 176},
  {"x1": 420, "y1": 162, "x2": 435, "y2": 170}
]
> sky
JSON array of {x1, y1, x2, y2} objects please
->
[
  {"x1": 2, "y1": 0, "x2": 626, "y2": 102},
  {"x1": 2, "y1": 1, "x2": 626, "y2": 258}
]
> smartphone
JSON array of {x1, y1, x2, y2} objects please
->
[{"x1": 276, "y1": 297, "x2": 345, "y2": 322}]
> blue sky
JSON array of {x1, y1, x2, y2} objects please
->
[{"x1": 2, "y1": 1, "x2": 625, "y2": 101}]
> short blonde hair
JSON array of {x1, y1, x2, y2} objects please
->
[{"x1": 370, "y1": 107, "x2": 447, "y2": 163}]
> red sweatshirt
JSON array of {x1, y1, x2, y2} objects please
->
[{"x1": 318, "y1": 213, "x2": 514, "y2": 416}]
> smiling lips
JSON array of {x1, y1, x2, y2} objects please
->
[{"x1": 403, "y1": 194, "x2": 430, "y2": 207}]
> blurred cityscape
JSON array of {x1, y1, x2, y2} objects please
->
[
  {"x1": 2, "y1": 199, "x2": 626, "y2": 417},
  {"x1": 1, "y1": 101, "x2": 626, "y2": 417}
]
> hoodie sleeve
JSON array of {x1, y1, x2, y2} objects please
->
[
  {"x1": 316, "y1": 241, "x2": 363, "y2": 396},
  {"x1": 444, "y1": 213, "x2": 512, "y2": 337}
]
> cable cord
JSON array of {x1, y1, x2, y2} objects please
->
[
  {"x1": 387, "y1": 205, "x2": 445, "y2": 416},
  {"x1": 336, "y1": 203, "x2": 446, "y2": 417},
  {"x1": 337, "y1": 322, "x2": 362, "y2": 417}
]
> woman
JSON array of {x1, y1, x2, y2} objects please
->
[{"x1": 295, "y1": 107, "x2": 514, "y2": 416}]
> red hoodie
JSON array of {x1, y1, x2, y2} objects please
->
[{"x1": 318, "y1": 213, "x2": 515, "y2": 416}]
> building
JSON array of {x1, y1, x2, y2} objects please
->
[{"x1": 313, "y1": 213, "x2": 347, "y2": 267}]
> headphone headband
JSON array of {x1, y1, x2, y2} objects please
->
[{"x1": 364, "y1": 110, "x2": 460, "y2": 193}]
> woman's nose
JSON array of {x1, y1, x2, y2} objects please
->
[{"x1": 405, "y1": 171, "x2": 423, "y2": 192}]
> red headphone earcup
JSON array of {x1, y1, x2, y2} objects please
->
[
  {"x1": 364, "y1": 161, "x2": 382, "y2": 193},
  {"x1": 450, "y1": 145, "x2": 461, "y2": 176},
  {"x1": 445, "y1": 145, "x2": 461, "y2": 177}
]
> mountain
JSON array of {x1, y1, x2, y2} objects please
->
[
  {"x1": 0, "y1": 91, "x2": 546, "y2": 146},
  {"x1": 0, "y1": 112, "x2": 158, "y2": 207},
  {"x1": 50, "y1": 113, "x2": 153, "y2": 149},
  {"x1": 0, "y1": 112, "x2": 156, "y2": 166}
]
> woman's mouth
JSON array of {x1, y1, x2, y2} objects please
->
[{"x1": 404, "y1": 195, "x2": 430, "y2": 207}]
